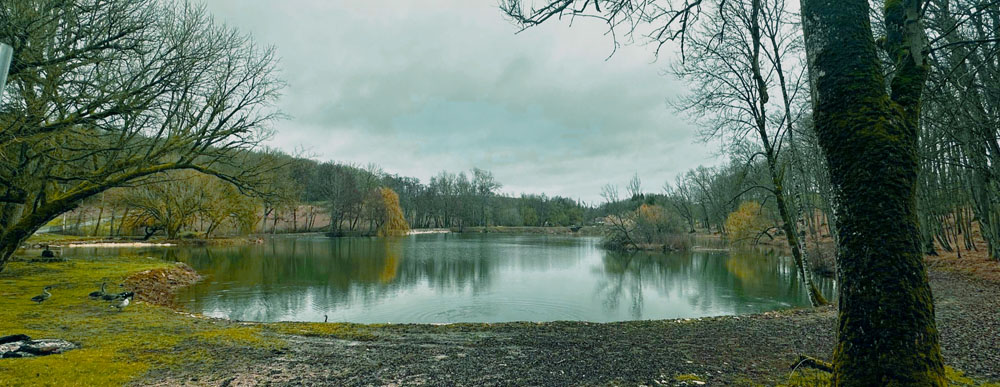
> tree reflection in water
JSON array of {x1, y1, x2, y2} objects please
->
[
  {"x1": 59, "y1": 234, "x2": 835, "y2": 323},
  {"x1": 596, "y1": 248, "x2": 836, "y2": 320}
]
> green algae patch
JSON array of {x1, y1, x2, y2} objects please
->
[
  {"x1": 0, "y1": 257, "x2": 285, "y2": 386},
  {"x1": 778, "y1": 366, "x2": 999, "y2": 386},
  {"x1": 674, "y1": 373, "x2": 705, "y2": 383},
  {"x1": 267, "y1": 322, "x2": 383, "y2": 341}
]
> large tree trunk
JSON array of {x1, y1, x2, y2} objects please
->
[
  {"x1": 799, "y1": 0, "x2": 945, "y2": 385},
  {"x1": 0, "y1": 203, "x2": 77, "y2": 272}
]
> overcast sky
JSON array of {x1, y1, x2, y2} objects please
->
[{"x1": 200, "y1": 0, "x2": 721, "y2": 203}]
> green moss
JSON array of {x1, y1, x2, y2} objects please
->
[
  {"x1": 946, "y1": 367, "x2": 1000, "y2": 387},
  {"x1": 778, "y1": 367, "x2": 999, "y2": 387},
  {"x1": 195, "y1": 325, "x2": 284, "y2": 349},
  {"x1": 0, "y1": 256, "x2": 286, "y2": 386},
  {"x1": 674, "y1": 373, "x2": 705, "y2": 383},
  {"x1": 779, "y1": 369, "x2": 832, "y2": 387},
  {"x1": 730, "y1": 377, "x2": 766, "y2": 387},
  {"x1": 267, "y1": 322, "x2": 382, "y2": 341}
]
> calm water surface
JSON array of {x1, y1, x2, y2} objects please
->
[{"x1": 62, "y1": 234, "x2": 835, "y2": 323}]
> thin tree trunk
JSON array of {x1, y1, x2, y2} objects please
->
[
  {"x1": 119, "y1": 208, "x2": 130, "y2": 238},
  {"x1": 92, "y1": 205, "x2": 104, "y2": 237}
]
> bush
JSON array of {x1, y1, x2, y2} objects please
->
[
  {"x1": 634, "y1": 204, "x2": 684, "y2": 244},
  {"x1": 601, "y1": 204, "x2": 687, "y2": 251},
  {"x1": 724, "y1": 201, "x2": 771, "y2": 245},
  {"x1": 600, "y1": 213, "x2": 637, "y2": 250},
  {"x1": 177, "y1": 231, "x2": 201, "y2": 239}
]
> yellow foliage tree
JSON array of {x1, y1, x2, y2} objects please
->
[
  {"x1": 635, "y1": 203, "x2": 676, "y2": 244},
  {"x1": 374, "y1": 187, "x2": 410, "y2": 237},
  {"x1": 724, "y1": 201, "x2": 770, "y2": 245}
]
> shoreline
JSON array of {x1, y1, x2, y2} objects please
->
[
  {"x1": 20, "y1": 235, "x2": 261, "y2": 250},
  {"x1": 151, "y1": 269, "x2": 997, "y2": 386},
  {"x1": 4, "y1": 236, "x2": 999, "y2": 385},
  {"x1": 134, "y1": 241, "x2": 1000, "y2": 385}
]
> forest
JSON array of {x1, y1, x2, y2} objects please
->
[{"x1": 47, "y1": 155, "x2": 593, "y2": 239}]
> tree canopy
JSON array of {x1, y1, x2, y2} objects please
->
[{"x1": 0, "y1": 0, "x2": 282, "y2": 270}]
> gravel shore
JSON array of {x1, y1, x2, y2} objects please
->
[{"x1": 146, "y1": 269, "x2": 1000, "y2": 386}]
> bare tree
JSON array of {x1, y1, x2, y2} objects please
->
[
  {"x1": 503, "y1": 0, "x2": 947, "y2": 383},
  {"x1": 0, "y1": 0, "x2": 282, "y2": 270},
  {"x1": 672, "y1": 0, "x2": 827, "y2": 306},
  {"x1": 626, "y1": 172, "x2": 642, "y2": 199},
  {"x1": 473, "y1": 168, "x2": 502, "y2": 226}
]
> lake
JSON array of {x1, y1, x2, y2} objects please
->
[{"x1": 60, "y1": 233, "x2": 836, "y2": 323}]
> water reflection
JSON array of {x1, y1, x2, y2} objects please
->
[
  {"x1": 59, "y1": 234, "x2": 836, "y2": 323},
  {"x1": 593, "y1": 249, "x2": 837, "y2": 321}
]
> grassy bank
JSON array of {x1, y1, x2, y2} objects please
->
[
  {"x1": 1, "y1": 253, "x2": 998, "y2": 385},
  {"x1": 21, "y1": 234, "x2": 260, "y2": 250},
  {"x1": 0, "y1": 257, "x2": 285, "y2": 385}
]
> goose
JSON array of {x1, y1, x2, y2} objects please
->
[
  {"x1": 31, "y1": 286, "x2": 52, "y2": 303},
  {"x1": 101, "y1": 284, "x2": 126, "y2": 301},
  {"x1": 324, "y1": 314, "x2": 328, "y2": 323},
  {"x1": 88, "y1": 282, "x2": 107, "y2": 299},
  {"x1": 111, "y1": 291, "x2": 134, "y2": 310}
]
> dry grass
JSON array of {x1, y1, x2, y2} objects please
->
[{"x1": 923, "y1": 224, "x2": 1000, "y2": 284}]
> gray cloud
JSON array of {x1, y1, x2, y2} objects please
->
[{"x1": 201, "y1": 0, "x2": 721, "y2": 202}]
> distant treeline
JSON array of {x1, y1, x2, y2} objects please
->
[{"x1": 270, "y1": 156, "x2": 592, "y2": 232}]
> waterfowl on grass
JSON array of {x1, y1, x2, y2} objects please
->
[
  {"x1": 88, "y1": 282, "x2": 107, "y2": 299},
  {"x1": 111, "y1": 291, "x2": 135, "y2": 310},
  {"x1": 101, "y1": 284, "x2": 126, "y2": 300},
  {"x1": 31, "y1": 286, "x2": 52, "y2": 303}
]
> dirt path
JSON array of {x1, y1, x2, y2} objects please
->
[{"x1": 150, "y1": 270, "x2": 1000, "y2": 386}]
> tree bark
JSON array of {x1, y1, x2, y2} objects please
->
[{"x1": 799, "y1": 0, "x2": 945, "y2": 385}]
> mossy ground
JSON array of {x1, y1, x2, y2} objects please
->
[
  {"x1": 776, "y1": 367, "x2": 1000, "y2": 386},
  {"x1": 0, "y1": 256, "x2": 283, "y2": 386},
  {"x1": 0, "y1": 255, "x2": 423, "y2": 385},
  {"x1": 21, "y1": 233, "x2": 257, "y2": 248},
  {"x1": 268, "y1": 321, "x2": 383, "y2": 341},
  {"x1": 20, "y1": 233, "x2": 106, "y2": 246}
]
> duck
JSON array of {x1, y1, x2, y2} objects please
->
[
  {"x1": 111, "y1": 291, "x2": 134, "y2": 310},
  {"x1": 31, "y1": 286, "x2": 52, "y2": 303},
  {"x1": 88, "y1": 282, "x2": 107, "y2": 299}
]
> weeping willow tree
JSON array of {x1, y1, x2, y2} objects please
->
[{"x1": 374, "y1": 187, "x2": 410, "y2": 237}]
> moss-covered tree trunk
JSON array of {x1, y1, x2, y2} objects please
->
[
  {"x1": 799, "y1": 0, "x2": 946, "y2": 385},
  {"x1": 0, "y1": 201, "x2": 78, "y2": 272}
]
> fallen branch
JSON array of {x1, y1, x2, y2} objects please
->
[{"x1": 791, "y1": 355, "x2": 833, "y2": 373}]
